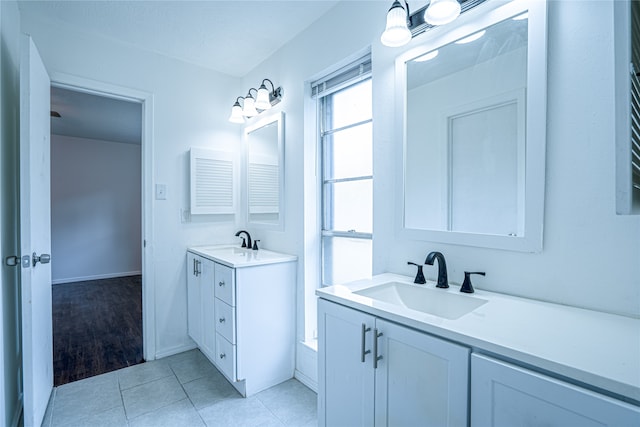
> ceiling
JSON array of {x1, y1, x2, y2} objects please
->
[
  {"x1": 51, "y1": 86, "x2": 142, "y2": 145},
  {"x1": 18, "y1": 0, "x2": 340, "y2": 78},
  {"x1": 19, "y1": 0, "x2": 341, "y2": 144}
]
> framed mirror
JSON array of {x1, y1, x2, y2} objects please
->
[
  {"x1": 244, "y1": 111, "x2": 284, "y2": 229},
  {"x1": 396, "y1": 0, "x2": 547, "y2": 252}
]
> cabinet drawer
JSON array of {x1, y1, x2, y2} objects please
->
[
  {"x1": 215, "y1": 333, "x2": 236, "y2": 380},
  {"x1": 214, "y1": 263, "x2": 235, "y2": 305},
  {"x1": 215, "y1": 298, "x2": 236, "y2": 344}
]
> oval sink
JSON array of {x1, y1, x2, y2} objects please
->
[{"x1": 354, "y1": 282, "x2": 487, "y2": 320}]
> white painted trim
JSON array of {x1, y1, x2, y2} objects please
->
[
  {"x1": 47, "y1": 72, "x2": 156, "y2": 361},
  {"x1": 294, "y1": 369, "x2": 318, "y2": 394},
  {"x1": 155, "y1": 343, "x2": 197, "y2": 360},
  {"x1": 294, "y1": 340, "x2": 318, "y2": 393},
  {"x1": 51, "y1": 271, "x2": 142, "y2": 285},
  {"x1": 395, "y1": 0, "x2": 547, "y2": 252}
]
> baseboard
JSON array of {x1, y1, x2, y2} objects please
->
[
  {"x1": 295, "y1": 341, "x2": 318, "y2": 393},
  {"x1": 52, "y1": 271, "x2": 142, "y2": 285},
  {"x1": 294, "y1": 369, "x2": 318, "y2": 393},
  {"x1": 154, "y1": 342, "x2": 197, "y2": 360}
]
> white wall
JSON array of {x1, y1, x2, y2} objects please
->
[
  {"x1": 50, "y1": 135, "x2": 142, "y2": 284},
  {"x1": 20, "y1": 15, "x2": 243, "y2": 358},
  {"x1": 1, "y1": 2, "x2": 25, "y2": 425}
]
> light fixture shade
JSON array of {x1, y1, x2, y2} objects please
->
[
  {"x1": 242, "y1": 95, "x2": 259, "y2": 117},
  {"x1": 381, "y1": 0, "x2": 412, "y2": 48},
  {"x1": 424, "y1": 0, "x2": 461, "y2": 26},
  {"x1": 255, "y1": 85, "x2": 272, "y2": 110},
  {"x1": 229, "y1": 101, "x2": 245, "y2": 123}
]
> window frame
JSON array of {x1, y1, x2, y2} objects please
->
[{"x1": 318, "y1": 77, "x2": 373, "y2": 288}]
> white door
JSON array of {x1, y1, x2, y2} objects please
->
[
  {"x1": 19, "y1": 34, "x2": 53, "y2": 427},
  {"x1": 318, "y1": 299, "x2": 375, "y2": 427},
  {"x1": 187, "y1": 252, "x2": 202, "y2": 345},
  {"x1": 471, "y1": 354, "x2": 640, "y2": 427},
  {"x1": 374, "y1": 319, "x2": 469, "y2": 427}
]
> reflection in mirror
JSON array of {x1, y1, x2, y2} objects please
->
[
  {"x1": 244, "y1": 112, "x2": 284, "y2": 228},
  {"x1": 406, "y1": 13, "x2": 527, "y2": 235},
  {"x1": 400, "y1": 0, "x2": 547, "y2": 251}
]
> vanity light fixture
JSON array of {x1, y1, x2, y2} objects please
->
[
  {"x1": 380, "y1": 0, "x2": 487, "y2": 48},
  {"x1": 424, "y1": 0, "x2": 461, "y2": 25},
  {"x1": 229, "y1": 79, "x2": 283, "y2": 123},
  {"x1": 229, "y1": 97, "x2": 245, "y2": 124},
  {"x1": 242, "y1": 88, "x2": 259, "y2": 118}
]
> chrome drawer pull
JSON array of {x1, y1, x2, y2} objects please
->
[
  {"x1": 219, "y1": 317, "x2": 226, "y2": 323},
  {"x1": 219, "y1": 353, "x2": 226, "y2": 359},
  {"x1": 218, "y1": 280, "x2": 225, "y2": 287},
  {"x1": 361, "y1": 323, "x2": 371, "y2": 363},
  {"x1": 373, "y1": 329, "x2": 383, "y2": 369}
]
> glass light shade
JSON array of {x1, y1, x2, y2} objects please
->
[
  {"x1": 229, "y1": 102, "x2": 245, "y2": 123},
  {"x1": 380, "y1": 1, "x2": 411, "y2": 48},
  {"x1": 242, "y1": 95, "x2": 259, "y2": 117},
  {"x1": 424, "y1": 0, "x2": 461, "y2": 26},
  {"x1": 255, "y1": 86, "x2": 272, "y2": 110}
]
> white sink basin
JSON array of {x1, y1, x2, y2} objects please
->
[{"x1": 354, "y1": 282, "x2": 487, "y2": 320}]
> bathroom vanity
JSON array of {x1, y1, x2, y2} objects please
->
[
  {"x1": 316, "y1": 274, "x2": 640, "y2": 426},
  {"x1": 187, "y1": 245, "x2": 296, "y2": 397}
]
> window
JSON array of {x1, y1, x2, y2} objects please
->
[{"x1": 316, "y1": 63, "x2": 372, "y2": 287}]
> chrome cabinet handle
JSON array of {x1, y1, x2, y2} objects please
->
[
  {"x1": 218, "y1": 280, "x2": 225, "y2": 287},
  {"x1": 361, "y1": 323, "x2": 371, "y2": 362},
  {"x1": 196, "y1": 260, "x2": 201, "y2": 276},
  {"x1": 219, "y1": 317, "x2": 225, "y2": 323},
  {"x1": 219, "y1": 353, "x2": 226, "y2": 359},
  {"x1": 193, "y1": 258, "x2": 196, "y2": 276},
  {"x1": 373, "y1": 329, "x2": 383, "y2": 369}
]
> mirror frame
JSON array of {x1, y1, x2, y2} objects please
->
[
  {"x1": 243, "y1": 111, "x2": 285, "y2": 230},
  {"x1": 395, "y1": 0, "x2": 548, "y2": 252}
]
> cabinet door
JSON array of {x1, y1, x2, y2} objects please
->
[
  {"x1": 186, "y1": 252, "x2": 202, "y2": 345},
  {"x1": 471, "y1": 354, "x2": 640, "y2": 427},
  {"x1": 374, "y1": 319, "x2": 469, "y2": 427},
  {"x1": 199, "y1": 257, "x2": 216, "y2": 359},
  {"x1": 318, "y1": 300, "x2": 375, "y2": 427}
]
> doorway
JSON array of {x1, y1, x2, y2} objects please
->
[{"x1": 49, "y1": 85, "x2": 144, "y2": 385}]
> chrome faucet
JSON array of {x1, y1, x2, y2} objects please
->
[
  {"x1": 235, "y1": 230, "x2": 252, "y2": 249},
  {"x1": 425, "y1": 251, "x2": 448, "y2": 288}
]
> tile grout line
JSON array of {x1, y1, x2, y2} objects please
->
[{"x1": 169, "y1": 359, "x2": 211, "y2": 426}]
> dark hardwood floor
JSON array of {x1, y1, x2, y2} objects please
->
[{"x1": 52, "y1": 275, "x2": 144, "y2": 386}]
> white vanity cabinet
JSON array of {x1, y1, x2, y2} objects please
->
[
  {"x1": 318, "y1": 299, "x2": 469, "y2": 427},
  {"x1": 186, "y1": 252, "x2": 216, "y2": 359},
  {"x1": 187, "y1": 247, "x2": 296, "y2": 397},
  {"x1": 471, "y1": 354, "x2": 640, "y2": 427}
]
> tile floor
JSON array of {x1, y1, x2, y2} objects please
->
[{"x1": 41, "y1": 349, "x2": 318, "y2": 427}]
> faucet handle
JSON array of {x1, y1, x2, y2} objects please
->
[
  {"x1": 461, "y1": 271, "x2": 485, "y2": 293},
  {"x1": 240, "y1": 237, "x2": 247, "y2": 248},
  {"x1": 407, "y1": 262, "x2": 426, "y2": 284},
  {"x1": 252, "y1": 240, "x2": 260, "y2": 250}
]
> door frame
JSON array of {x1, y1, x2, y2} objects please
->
[{"x1": 49, "y1": 72, "x2": 156, "y2": 360}]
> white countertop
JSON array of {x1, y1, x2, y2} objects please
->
[
  {"x1": 316, "y1": 273, "x2": 640, "y2": 403},
  {"x1": 188, "y1": 245, "x2": 297, "y2": 268}
]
